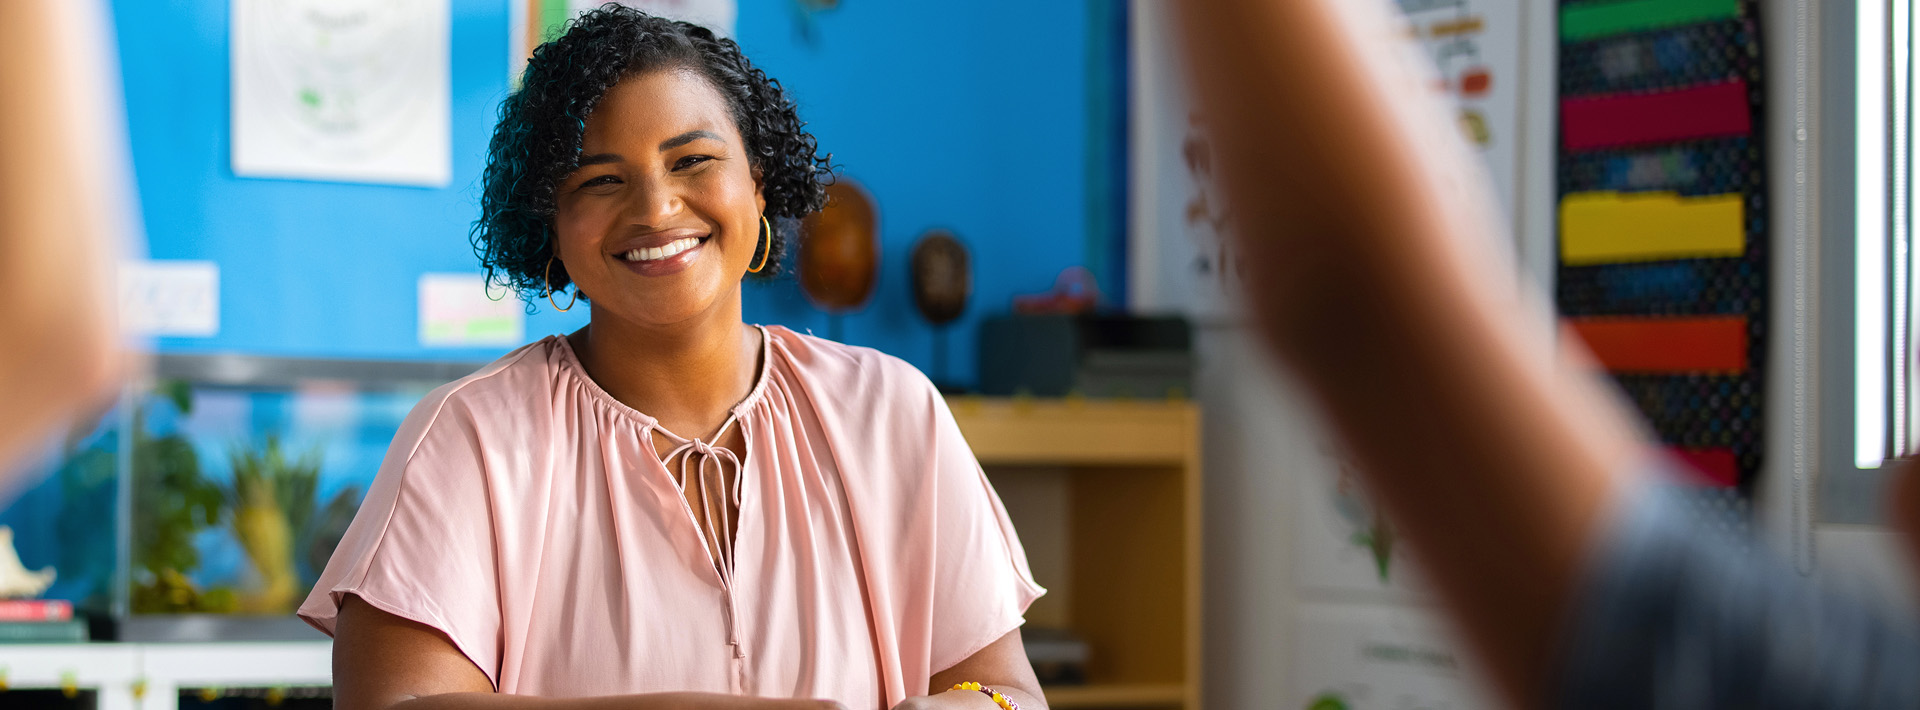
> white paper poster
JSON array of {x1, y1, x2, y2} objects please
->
[
  {"x1": 1294, "y1": 603, "x2": 1495, "y2": 710},
  {"x1": 418, "y1": 274, "x2": 525, "y2": 347},
  {"x1": 120, "y1": 260, "x2": 220, "y2": 338},
  {"x1": 231, "y1": 0, "x2": 451, "y2": 186},
  {"x1": 1127, "y1": 0, "x2": 1529, "y2": 318}
]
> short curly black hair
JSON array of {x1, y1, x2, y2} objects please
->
[{"x1": 472, "y1": 5, "x2": 831, "y2": 304}]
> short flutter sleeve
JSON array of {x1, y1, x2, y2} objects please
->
[
  {"x1": 923, "y1": 392, "x2": 1047, "y2": 673},
  {"x1": 296, "y1": 377, "x2": 510, "y2": 688},
  {"x1": 769, "y1": 326, "x2": 1047, "y2": 695}
]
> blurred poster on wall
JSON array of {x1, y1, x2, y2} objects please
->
[
  {"x1": 1126, "y1": 0, "x2": 1235, "y2": 320},
  {"x1": 230, "y1": 0, "x2": 451, "y2": 187},
  {"x1": 418, "y1": 274, "x2": 525, "y2": 347},
  {"x1": 1399, "y1": 0, "x2": 1523, "y2": 215},
  {"x1": 1126, "y1": 0, "x2": 1527, "y2": 319},
  {"x1": 1294, "y1": 603, "x2": 1494, "y2": 710},
  {"x1": 510, "y1": 0, "x2": 738, "y2": 85}
]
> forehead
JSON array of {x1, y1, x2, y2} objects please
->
[{"x1": 582, "y1": 68, "x2": 739, "y2": 147}]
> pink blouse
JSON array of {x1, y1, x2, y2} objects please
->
[{"x1": 297, "y1": 326, "x2": 1044, "y2": 708}]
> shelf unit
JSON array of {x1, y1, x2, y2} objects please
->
[
  {"x1": 948, "y1": 397, "x2": 1202, "y2": 710},
  {"x1": 0, "y1": 641, "x2": 329, "y2": 710}
]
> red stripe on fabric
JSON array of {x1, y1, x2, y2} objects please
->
[
  {"x1": 1566, "y1": 316, "x2": 1748, "y2": 373},
  {"x1": 1561, "y1": 80, "x2": 1752, "y2": 151},
  {"x1": 1669, "y1": 447, "x2": 1739, "y2": 487}
]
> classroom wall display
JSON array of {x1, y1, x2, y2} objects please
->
[
  {"x1": 1554, "y1": 0, "x2": 1767, "y2": 501},
  {"x1": 510, "y1": 0, "x2": 739, "y2": 85},
  {"x1": 230, "y1": 0, "x2": 451, "y2": 187},
  {"x1": 1127, "y1": 0, "x2": 1530, "y2": 320}
]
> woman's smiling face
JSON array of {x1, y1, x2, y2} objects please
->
[{"x1": 552, "y1": 68, "x2": 766, "y2": 327}]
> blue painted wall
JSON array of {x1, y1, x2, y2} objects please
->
[{"x1": 112, "y1": 0, "x2": 1097, "y2": 386}]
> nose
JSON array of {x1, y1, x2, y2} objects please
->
[{"x1": 618, "y1": 173, "x2": 683, "y2": 227}]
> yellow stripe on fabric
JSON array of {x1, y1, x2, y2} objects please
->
[{"x1": 1558, "y1": 191, "x2": 1745, "y2": 265}]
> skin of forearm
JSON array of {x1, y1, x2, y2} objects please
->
[
  {"x1": 1173, "y1": 0, "x2": 1644, "y2": 707},
  {"x1": 0, "y1": 1, "x2": 125, "y2": 466}
]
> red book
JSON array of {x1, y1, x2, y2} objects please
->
[
  {"x1": 0, "y1": 599, "x2": 73, "y2": 622},
  {"x1": 1561, "y1": 80, "x2": 1753, "y2": 152}
]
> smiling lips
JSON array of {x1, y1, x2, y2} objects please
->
[
  {"x1": 612, "y1": 235, "x2": 709, "y2": 278},
  {"x1": 619, "y1": 236, "x2": 704, "y2": 262}
]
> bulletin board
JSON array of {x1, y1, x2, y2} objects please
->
[{"x1": 1554, "y1": 0, "x2": 1768, "y2": 501}]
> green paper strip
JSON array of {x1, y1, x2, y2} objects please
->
[{"x1": 1561, "y1": 0, "x2": 1740, "y2": 42}]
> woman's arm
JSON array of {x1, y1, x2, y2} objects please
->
[
  {"x1": 892, "y1": 629, "x2": 1046, "y2": 710},
  {"x1": 332, "y1": 595, "x2": 850, "y2": 710},
  {"x1": 0, "y1": 0, "x2": 127, "y2": 474},
  {"x1": 1170, "y1": 1, "x2": 1643, "y2": 708}
]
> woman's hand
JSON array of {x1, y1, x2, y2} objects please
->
[{"x1": 889, "y1": 689, "x2": 996, "y2": 710}]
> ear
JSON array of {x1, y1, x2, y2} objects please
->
[{"x1": 752, "y1": 164, "x2": 767, "y2": 214}]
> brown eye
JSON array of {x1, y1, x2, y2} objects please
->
[
  {"x1": 579, "y1": 175, "x2": 621, "y2": 190},
  {"x1": 674, "y1": 155, "x2": 713, "y2": 171}
]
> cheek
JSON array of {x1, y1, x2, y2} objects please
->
[{"x1": 552, "y1": 201, "x2": 613, "y2": 259}]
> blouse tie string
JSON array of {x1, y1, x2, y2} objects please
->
[{"x1": 657, "y1": 417, "x2": 748, "y2": 658}]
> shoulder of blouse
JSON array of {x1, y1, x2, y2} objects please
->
[
  {"x1": 764, "y1": 325, "x2": 942, "y2": 409},
  {"x1": 394, "y1": 337, "x2": 566, "y2": 442}
]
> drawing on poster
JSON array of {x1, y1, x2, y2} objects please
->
[
  {"x1": 1395, "y1": 0, "x2": 1522, "y2": 212},
  {"x1": 1333, "y1": 458, "x2": 1398, "y2": 582},
  {"x1": 1297, "y1": 444, "x2": 1413, "y2": 595},
  {"x1": 231, "y1": 0, "x2": 451, "y2": 186},
  {"x1": 1294, "y1": 604, "x2": 1494, "y2": 710}
]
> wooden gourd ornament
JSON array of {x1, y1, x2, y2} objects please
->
[{"x1": 796, "y1": 178, "x2": 879, "y2": 341}]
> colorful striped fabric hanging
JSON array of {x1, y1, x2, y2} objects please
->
[{"x1": 1556, "y1": 0, "x2": 1766, "y2": 499}]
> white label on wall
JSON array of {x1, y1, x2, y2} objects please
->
[
  {"x1": 120, "y1": 260, "x2": 220, "y2": 337},
  {"x1": 418, "y1": 273, "x2": 525, "y2": 347}
]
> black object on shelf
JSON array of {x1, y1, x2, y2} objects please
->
[
  {"x1": 1023, "y1": 626, "x2": 1089, "y2": 685},
  {"x1": 977, "y1": 315, "x2": 1192, "y2": 398}
]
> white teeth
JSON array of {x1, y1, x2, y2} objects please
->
[{"x1": 623, "y1": 237, "x2": 701, "y2": 262}]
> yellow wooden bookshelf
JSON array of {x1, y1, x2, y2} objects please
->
[{"x1": 947, "y1": 397, "x2": 1202, "y2": 710}]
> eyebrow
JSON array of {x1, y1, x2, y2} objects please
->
[
  {"x1": 659, "y1": 129, "x2": 723, "y2": 151},
  {"x1": 573, "y1": 130, "x2": 725, "y2": 169}
]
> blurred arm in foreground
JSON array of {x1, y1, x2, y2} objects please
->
[
  {"x1": 1174, "y1": 0, "x2": 1920, "y2": 708},
  {"x1": 0, "y1": 1, "x2": 128, "y2": 475}
]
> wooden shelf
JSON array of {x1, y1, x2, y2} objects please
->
[
  {"x1": 1043, "y1": 683, "x2": 1189, "y2": 708},
  {"x1": 950, "y1": 396, "x2": 1202, "y2": 709},
  {"x1": 946, "y1": 396, "x2": 1198, "y2": 466}
]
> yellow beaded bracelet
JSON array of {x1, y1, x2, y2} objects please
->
[{"x1": 951, "y1": 681, "x2": 1022, "y2": 710}]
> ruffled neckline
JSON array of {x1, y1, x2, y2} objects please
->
[{"x1": 546, "y1": 324, "x2": 775, "y2": 440}]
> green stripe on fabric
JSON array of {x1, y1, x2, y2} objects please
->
[{"x1": 1561, "y1": 0, "x2": 1740, "y2": 42}]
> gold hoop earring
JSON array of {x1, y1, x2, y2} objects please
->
[
  {"x1": 544, "y1": 257, "x2": 578, "y2": 312},
  {"x1": 747, "y1": 215, "x2": 772, "y2": 274}
]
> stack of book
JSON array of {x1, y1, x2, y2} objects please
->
[{"x1": 0, "y1": 600, "x2": 85, "y2": 643}]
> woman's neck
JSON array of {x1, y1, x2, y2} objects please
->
[{"x1": 568, "y1": 296, "x2": 761, "y2": 441}]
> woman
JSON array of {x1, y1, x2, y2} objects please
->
[{"x1": 298, "y1": 9, "x2": 1047, "y2": 710}]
